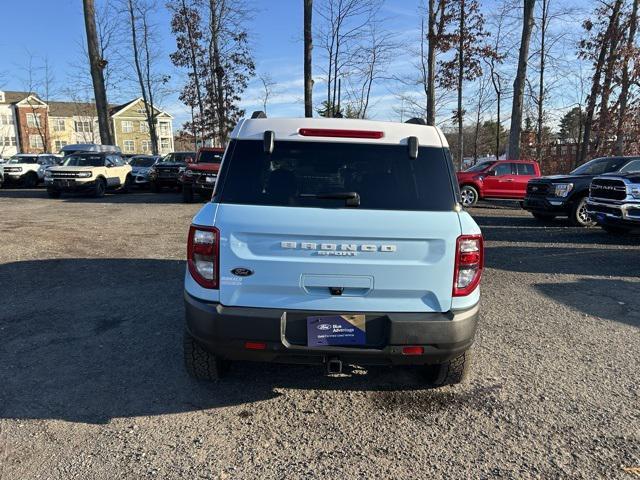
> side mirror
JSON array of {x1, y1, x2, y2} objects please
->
[{"x1": 487, "y1": 169, "x2": 497, "y2": 176}]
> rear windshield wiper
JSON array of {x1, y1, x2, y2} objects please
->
[{"x1": 299, "y1": 191, "x2": 361, "y2": 207}]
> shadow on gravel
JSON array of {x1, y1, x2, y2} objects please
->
[
  {"x1": 0, "y1": 188, "x2": 188, "y2": 205},
  {"x1": 534, "y1": 278, "x2": 640, "y2": 327},
  {"x1": 0, "y1": 258, "x2": 450, "y2": 425}
]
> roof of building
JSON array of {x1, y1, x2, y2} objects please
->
[
  {"x1": 48, "y1": 101, "x2": 98, "y2": 117},
  {"x1": 0, "y1": 91, "x2": 33, "y2": 104}
]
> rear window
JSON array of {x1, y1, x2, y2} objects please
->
[
  {"x1": 198, "y1": 150, "x2": 223, "y2": 164},
  {"x1": 215, "y1": 140, "x2": 457, "y2": 211}
]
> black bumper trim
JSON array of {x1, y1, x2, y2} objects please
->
[{"x1": 184, "y1": 292, "x2": 479, "y2": 365}]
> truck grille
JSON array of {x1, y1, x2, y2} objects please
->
[
  {"x1": 590, "y1": 179, "x2": 626, "y2": 200},
  {"x1": 157, "y1": 167, "x2": 179, "y2": 177},
  {"x1": 50, "y1": 171, "x2": 85, "y2": 178},
  {"x1": 4, "y1": 167, "x2": 22, "y2": 173},
  {"x1": 526, "y1": 182, "x2": 549, "y2": 196}
]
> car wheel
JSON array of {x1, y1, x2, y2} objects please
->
[
  {"x1": 23, "y1": 172, "x2": 38, "y2": 188},
  {"x1": 47, "y1": 188, "x2": 61, "y2": 199},
  {"x1": 93, "y1": 178, "x2": 107, "y2": 198},
  {"x1": 601, "y1": 225, "x2": 631, "y2": 235},
  {"x1": 182, "y1": 185, "x2": 194, "y2": 203},
  {"x1": 421, "y1": 350, "x2": 471, "y2": 387},
  {"x1": 571, "y1": 196, "x2": 596, "y2": 227},
  {"x1": 151, "y1": 181, "x2": 161, "y2": 193},
  {"x1": 532, "y1": 213, "x2": 556, "y2": 222},
  {"x1": 460, "y1": 186, "x2": 479, "y2": 207},
  {"x1": 120, "y1": 174, "x2": 132, "y2": 193},
  {"x1": 183, "y1": 331, "x2": 227, "y2": 381}
]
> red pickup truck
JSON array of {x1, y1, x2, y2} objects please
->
[
  {"x1": 456, "y1": 159, "x2": 541, "y2": 207},
  {"x1": 180, "y1": 147, "x2": 225, "y2": 203}
]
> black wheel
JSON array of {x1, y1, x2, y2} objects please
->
[
  {"x1": 23, "y1": 172, "x2": 38, "y2": 188},
  {"x1": 182, "y1": 184, "x2": 194, "y2": 203},
  {"x1": 460, "y1": 185, "x2": 479, "y2": 207},
  {"x1": 570, "y1": 196, "x2": 596, "y2": 227},
  {"x1": 93, "y1": 178, "x2": 107, "y2": 198},
  {"x1": 421, "y1": 351, "x2": 471, "y2": 387},
  {"x1": 120, "y1": 174, "x2": 132, "y2": 193},
  {"x1": 150, "y1": 181, "x2": 161, "y2": 193},
  {"x1": 601, "y1": 225, "x2": 631, "y2": 235},
  {"x1": 47, "y1": 188, "x2": 61, "y2": 199},
  {"x1": 183, "y1": 331, "x2": 227, "y2": 381},
  {"x1": 532, "y1": 212, "x2": 556, "y2": 222}
]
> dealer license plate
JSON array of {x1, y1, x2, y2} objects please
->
[{"x1": 307, "y1": 314, "x2": 366, "y2": 347}]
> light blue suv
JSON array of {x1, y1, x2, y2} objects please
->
[{"x1": 183, "y1": 115, "x2": 483, "y2": 387}]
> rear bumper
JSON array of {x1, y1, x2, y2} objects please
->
[
  {"x1": 522, "y1": 195, "x2": 570, "y2": 215},
  {"x1": 184, "y1": 292, "x2": 479, "y2": 365}
]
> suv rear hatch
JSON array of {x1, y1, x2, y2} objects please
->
[{"x1": 213, "y1": 139, "x2": 462, "y2": 313}]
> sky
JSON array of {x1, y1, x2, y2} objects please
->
[{"x1": 0, "y1": 0, "x2": 587, "y2": 133}]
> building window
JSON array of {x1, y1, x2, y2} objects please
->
[
  {"x1": 137, "y1": 108, "x2": 147, "y2": 115},
  {"x1": 159, "y1": 122, "x2": 171, "y2": 136},
  {"x1": 75, "y1": 121, "x2": 93, "y2": 133},
  {"x1": 29, "y1": 135, "x2": 44, "y2": 149},
  {"x1": 141, "y1": 140, "x2": 151, "y2": 152},
  {"x1": 123, "y1": 140, "x2": 135, "y2": 152},
  {"x1": 0, "y1": 114, "x2": 13, "y2": 126},
  {"x1": 139, "y1": 121, "x2": 149, "y2": 133},
  {"x1": 561, "y1": 145, "x2": 568, "y2": 155},
  {"x1": 122, "y1": 120, "x2": 134, "y2": 133},
  {"x1": 52, "y1": 118, "x2": 66, "y2": 132},
  {"x1": 27, "y1": 113, "x2": 41, "y2": 128},
  {"x1": 160, "y1": 138, "x2": 170, "y2": 151},
  {"x1": 2, "y1": 136, "x2": 16, "y2": 146},
  {"x1": 54, "y1": 140, "x2": 68, "y2": 150}
]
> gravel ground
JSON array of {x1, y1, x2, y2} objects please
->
[{"x1": 0, "y1": 189, "x2": 638, "y2": 480}]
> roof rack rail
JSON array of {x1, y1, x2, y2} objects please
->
[
  {"x1": 405, "y1": 117, "x2": 427, "y2": 125},
  {"x1": 251, "y1": 111, "x2": 267, "y2": 119}
]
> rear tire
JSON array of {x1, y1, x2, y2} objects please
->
[
  {"x1": 601, "y1": 225, "x2": 631, "y2": 235},
  {"x1": 460, "y1": 185, "x2": 479, "y2": 207},
  {"x1": 182, "y1": 184, "x2": 194, "y2": 203},
  {"x1": 47, "y1": 188, "x2": 61, "y2": 199},
  {"x1": 183, "y1": 331, "x2": 226, "y2": 381},
  {"x1": 421, "y1": 351, "x2": 471, "y2": 387},
  {"x1": 23, "y1": 172, "x2": 38, "y2": 188},
  {"x1": 570, "y1": 196, "x2": 595, "y2": 227},
  {"x1": 93, "y1": 178, "x2": 106, "y2": 198}
]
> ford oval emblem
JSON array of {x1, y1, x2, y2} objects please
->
[
  {"x1": 231, "y1": 267, "x2": 254, "y2": 277},
  {"x1": 317, "y1": 323, "x2": 332, "y2": 331}
]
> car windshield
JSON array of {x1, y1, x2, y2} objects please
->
[
  {"x1": 216, "y1": 140, "x2": 456, "y2": 211},
  {"x1": 463, "y1": 161, "x2": 494, "y2": 172},
  {"x1": 8, "y1": 156, "x2": 38, "y2": 164},
  {"x1": 160, "y1": 152, "x2": 194, "y2": 163},
  {"x1": 198, "y1": 151, "x2": 223, "y2": 164},
  {"x1": 130, "y1": 157, "x2": 156, "y2": 167},
  {"x1": 571, "y1": 158, "x2": 627, "y2": 175},
  {"x1": 63, "y1": 154, "x2": 105, "y2": 167}
]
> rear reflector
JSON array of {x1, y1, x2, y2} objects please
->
[
  {"x1": 298, "y1": 128, "x2": 384, "y2": 139},
  {"x1": 245, "y1": 341, "x2": 267, "y2": 350},
  {"x1": 402, "y1": 346, "x2": 424, "y2": 356}
]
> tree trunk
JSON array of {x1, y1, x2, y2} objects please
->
[
  {"x1": 457, "y1": 0, "x2": 465, "y2": 169},
  {"x1": 83, "y1": 0, "x2": 113, "y2": 145},
  {"x1": 615, "y1": 0, "x2": 639, "y2": 155},
  {"x1": 594, "y1": 24, "x2": 621, "y2": 154},
  {"x1": 496, "y1": 90, "x2": 501, "y2": 159},
  {"x1": 536, "y1": 0, "x2": 548, "y2": 165},
  {"x1": 304, "y1": 0, "x2": 313, "y2": 118},
  {"x1": 508, "y1": 0, "x2": 535, "y2": 160},
  {"x1": 182, "y1": 0, "x2": 206, "y2": 146},
  {"x1": 426, "y1": 0, "x2": 437, "y2": 125},
  {"x1": 579, "y1": 0, "x2": 623, "y2": 165}
]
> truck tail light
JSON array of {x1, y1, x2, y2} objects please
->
[
  {"x1": 187, "y1": 225, "x2": 219, "y2": 289},
  {"x1": 453, "y1": 234, "x2": 484, "y2": 297},
  {"x1": 298, "y1": 128, "x2": 384, "y2": 139}
]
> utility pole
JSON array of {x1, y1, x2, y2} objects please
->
[
  {"x1": 83, "y1": 0, "x2": 113, "y2": 145},
  {"x1": 304, "y1": 0, "x2": 313, "y2": 117}
]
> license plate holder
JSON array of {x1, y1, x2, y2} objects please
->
[{"x1": 307, "y1": 314, "x2": 366, "y2": 347}]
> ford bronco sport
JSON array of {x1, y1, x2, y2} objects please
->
[
  {"x1": 183, "y1": 116, "x2": 483, "y2": 387},
  {"x1": 45, "y1": 152, "x2": 132, "y2": 198},
  {"x1": 3, "y1": 154, "x2": 60, "y2": 187}
]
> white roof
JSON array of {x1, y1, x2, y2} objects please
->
[{"x1": 230, "y1": 117, "x2": 447, "y2": 147}]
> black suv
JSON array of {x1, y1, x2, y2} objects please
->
[
  {"x1": 149, "y1": 151, "x2": 195, "y2": 192},
  {"x1": 523, "y1": 156, "x2": 640, "y2": 226}
]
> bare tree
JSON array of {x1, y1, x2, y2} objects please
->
[
  {"x1": 304, "y1": 0, "x2": 314, "y2": 117},
  {"x1": 83, "y1": 0, "x2": 114, "y2": 145},
  {"x1": 615, "y1": 0, "x2": 639, "y2": 155},
  {"x1": 258, "y1": 73, "x2": 277, "y2": 114},
  {"x1": 507, "y1": 0, "x2": 535, "y2": 159}
]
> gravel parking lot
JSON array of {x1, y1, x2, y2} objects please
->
[{"x1": 0, "y1": 188, "x2": 638, "y2": 479}]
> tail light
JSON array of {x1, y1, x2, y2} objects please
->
[
  {"x1": 453, "y1": 234, "x2": 484, "y2": 296},
  {"x1": 298, "y1": 128, "x2": 384, "y2": 139},
  {"x1": 187, "y1": 225, "x2": 219, "y2": 289}
]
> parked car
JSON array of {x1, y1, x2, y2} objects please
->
[
  {"x1": 129, "y1": 155, "x2": 161, "y2": 187},
  {"x1": 45, "y1": 152, "x2": 132, "y2": 198},
  {"x1": 149, "y1": 151, "x2": 196, "y2": 192},
  {"x1": 180, "y1": 147, "x2": 225, "y2": 203},
  {"x1": 523, "y1": 156, "x2": 640, "y2": 226},
  {"x1": 586, "y1": 172, "x2": 640, "y2": 234},
  {"x1": 2, "y1": 154, "x2": 61, "y2": 188},
  {"x1": 457, "y1": 159, "x2": 541, "y2": 207},
  {"x1": 183, "y1": 115, "x2": 483, "y2": 386}
]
